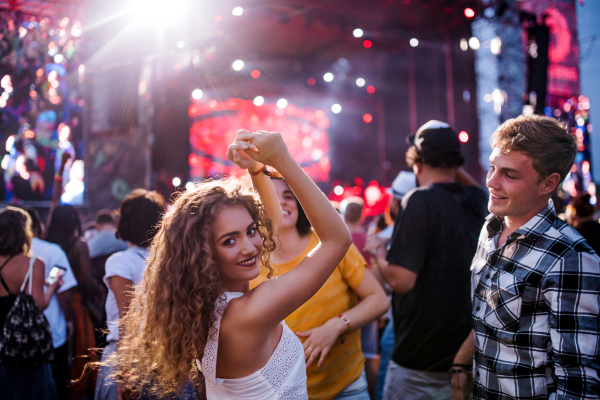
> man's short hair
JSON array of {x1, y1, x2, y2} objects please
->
[
  {"x1": 340, "y1": 197, "x2": 364, "y2": 224},
  {"x1": 491, "y1": 115, "x2": 577, "y2": 181},
  {"x1": 95, "y1": 209, "x2": 115, "y2": 226}
]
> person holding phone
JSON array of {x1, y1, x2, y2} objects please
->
[{"x1": 25, "y1": 207, "x2": 78, "y2": 400}]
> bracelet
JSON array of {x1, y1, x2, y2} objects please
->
[
  {"x1": 449, "y1": 368, "x2": 472, "y2": 375},
  {"x1": 54, "y1": 175, "x2": 63, "y2": 182},
  {"x1": 248, "y1": 166, "x2": 266, "y2": 176},
  {"x1": 338, "y1": 314, "x2": 351, "y2": 333}
]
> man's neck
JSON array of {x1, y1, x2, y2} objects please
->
[
  {"x1": 345, "y1": 222, "x2": 363, "y2": 233},
  {"x1": 499, "y1": 201, "x2": 549, "y2": 246},
  {"x1": 271, "y1": 227, "x2": 309, "y2": 264},
  {"x1": 417, "y1": 168, "x2": 455, "y2": 187}
]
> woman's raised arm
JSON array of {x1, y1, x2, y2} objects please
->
[
  {"x1": 236, "y1": 131, "x2": 352, "y2": 329},
  {"x1": 227, "y1": 130, "x2": 282, "y2": 234}
]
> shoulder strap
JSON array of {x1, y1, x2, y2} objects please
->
[
  {"x1": 0, "y1": 255, "x2": 16, "y2": 295},
  {"x1": 20, "y1": 257, "x2": 36, "y2": 294}
]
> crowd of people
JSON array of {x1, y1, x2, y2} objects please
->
[{"x1": 0, "y1": 115, "x2": 599, "y2": 400}]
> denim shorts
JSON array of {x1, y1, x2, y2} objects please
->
[{"x1": 332, "y1": 370, "x2": 370, "y2": 400}]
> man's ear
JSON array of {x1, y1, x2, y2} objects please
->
[
  {"x1": 540, "y1": 172, "x2": 561, "y2": 195},
  {"x1": 413, "y1": 162, "x2": 423, "y2": 175}
]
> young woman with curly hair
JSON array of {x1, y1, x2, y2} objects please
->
[{"x1": 111, "y1": 131, "x2": 352, "y2": 399}]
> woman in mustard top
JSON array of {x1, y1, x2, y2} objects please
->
[{"x1": 250, "y1": 178, "x2": 390, "y2": 400}]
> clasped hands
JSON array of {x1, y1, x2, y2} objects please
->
[{"x1": 226, "y1": 129, "x2": 287, "y2": 171}]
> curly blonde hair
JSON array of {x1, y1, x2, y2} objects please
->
[{"x1": 112, "y1": 179, "x2": 275, "y2": 395}]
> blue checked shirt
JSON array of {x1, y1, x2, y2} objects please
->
[{"x1": 471, "y1": 202, "x2": 600, "y2": 399}]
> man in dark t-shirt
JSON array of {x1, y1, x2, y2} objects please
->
[{"x1": 376, "y1": 120, "x2": 488, "y2": 400}]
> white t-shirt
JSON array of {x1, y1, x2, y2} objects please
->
[
  {"x1": 104, "y1": 246, "x2": 148, "y2": 342},
  {"x1": 30, "y1": 237, "x2": 78, "y2": 348}
]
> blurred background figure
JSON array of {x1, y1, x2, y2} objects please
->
[
  {"x1": 45, "y1": 205, "x2": 104, "y2": 400},
  {"x1": 0, "y1": 206, "x2": 62, "y2": 400},
  {"x1": 95, "y1": 189, "x2": 173, "y2": 400},
  {"x1": 340, "y1": 196, "x2": 379, "y2": 399},
  {"x1": 566, "y1": 193, "x2": 600, "y2": 253},
  {"x1": 26, "y1": 207, "x2": 78, "y2": 400},
  {"x1": 364, "y1": 170, "x2": 417, "y2": 400}
]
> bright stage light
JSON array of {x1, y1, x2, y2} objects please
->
[
  {"x1": 363, "y1": 40, "x2": 372, "y2": 48},
  {"x1": 363, "y1": 114, "x2": 373, "y2": 123},
  {"x1": 277, "y1": 98, "x2": 288, "y2": 109},
  {"x1": 367, "y1": 85, "x2": 376, "y2": 94},
  {"x1": 331, "y1": 103, "x2": 342, "y2": 114},
  {"x1": 254, "y1": 96, "x2": 265, "y2": 106},
  {"x1": 460, "y1": 38, "x2": 468, "y2": 51},
  {"x1": 469, "y1": 37, "x2": 480, "y2": 50},
  {"x1": 323, "y1": 72, "x2": 334, "y2": 82},
  {"x1": 131, "y1": 0, "x2": 192, "y2": 25},
  {"x1": 353, "y1": 29, "x2": 363, "y2": 38},
  {"x1": 232, "y1": 60, "x2": 244, "y2": 70},
  {"x1": 54, "y1": 54, "x2": 64, "y2": 63},
  {"x1": 459, "y1": 131, "x2": 469, "y2": 143},
  {"x1": 232, "y1": 7, "x2": 243, "y2": 16},
  {"x1": 334, "y1": 185, "x2": 344, "y2": 196},
  {"x1": 185, "y1": 182, "x2": 194, "y2": 191},
  {"x1": 172, "y1": 177, "x2": 181, "y2": 187},
  {"x1": 192, "y1": 89, "x2": 203, "y2": 99},
  {"x1": 490, "y1": 37, "x2": 501, "y2": 54},
  {"x1": 251, "y1": 69, "x2": 260, "y2": 78},
  {"x1": 410, "y1": 38, "x2": 418, "y2": 47},
  {"x1": 356, "y1": 78, "x2": 365, "y2": 87},
  {"x1": 177, "y1": 41, "x2": 184, "y2": 48},
  {"x1": 464, "y1": 8, "x2": 475, "y2": 18}
]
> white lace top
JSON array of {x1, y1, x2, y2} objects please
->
[{"x1": 197, "y1": 292, "x2": 308, "y2": 400}]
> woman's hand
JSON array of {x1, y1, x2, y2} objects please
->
[
  {"x1": 296, "y1": 317, "x2": 346, "y2": 368},
  {"x1": 242, "y1": 130, "x2": 290, "y2": 169},
  {"x1": 364, "y1": 232, "x2": 384, "y2": 253},
  {"x1": 226, "y1": 130, "x2": 262, "y2": 172}
]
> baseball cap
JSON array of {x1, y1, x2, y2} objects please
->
[
  {"x1": 386, "y1": 171, "x2": 417, "y2": 200},
  {"x1": 406, "y1": 120, "x2": 462, "y2": 160}
]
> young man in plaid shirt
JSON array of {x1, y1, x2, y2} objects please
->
[{"x1": 452, "y1": 115, "x2": 600, "y2": 400}]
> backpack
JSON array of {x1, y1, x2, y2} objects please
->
[{"x1": 0, "y1": 255, "x2": 54, "y2": 368}]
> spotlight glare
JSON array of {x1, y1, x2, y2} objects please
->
[
  {"x1": 367, "y1": 85, "x2": 376, "y2": 94},
  {"x1": 363, "y1": 114, "x2": 373, "y2": 123},
  {"x1": 232, "y1": 7, "x2": 243, "y2": 16},
  {"x1": 307, "y1": 77, "x2": 316, "y2": 85},
  {"x1": 277, "y1": 98, "x2": 288, "y2": 109},
  {"x1": 459, "y1": 131, "x2": 469, "y2": 143},
  {"x1": 468, "y1": 37, "x2": 480, "y2": 50},
  {"x1": 460, "y1": 38, "x2": 469, "y2": 51},
  {"x1": 363, "y1": 40, "x2": 372, "y2": 48},
  {"x1": 172, "y1": 177, "x2": 181, "y2": 187},
  {"x1": 185, "y1": 182, "x2": 194, "y2": 191},
  {"x1": 177, "y1": 41, "x2": 184, "y2": 48},
  {"x1": 410, "y1": 38, "x2": 419, "y2": 47},
  {"x1": 331, "y1": 103, "x2": 342, "y2": 114},
  {"x1": 251, "y1": 69, "x2": 260, "y2": 78},
  {"x1": 464, "y1": 8, "x2": 475, "y2": 18},
  {"x1": 353, "y1": 28, "x2": 363, "y2": 38},
  {"x1": 253, "y1": 96, "x2": 265, "y2": 106},
  {"x1": 323, "y1": 72, "x2": 334, "y2": 82},
  {"x1": 54, "y1": 54, "x2": 64, "y2": 63},
  {"x1": 232, "y1": 60, "x2": 244, "y2": 70},
  {"x1": 356, "y1": 78, "x2": 365, "y2": 87},
  {"x1": 334, "y1": 185, "x2": 344, "y2": 196},
  {"x1": 191, "y1": 89, "x2": 203, "y2": 99}
]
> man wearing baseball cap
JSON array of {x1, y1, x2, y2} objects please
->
[{"x1": 377, "y1": 121, "x2": 488, "y2": 399}]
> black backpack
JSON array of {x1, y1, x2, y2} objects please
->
[{"x1": 0, "y1": 255, "x2": 54, "y2": 368}]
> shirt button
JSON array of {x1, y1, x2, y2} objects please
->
[
  {"x1": 485, "y1": 274, "x2": 490, "y2": 279},
  {"x1": 476, "y1": 306, "x2": 480, "y2": 311}
]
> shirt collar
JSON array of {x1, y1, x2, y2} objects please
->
[{"x1": 486, "y1": 200, "x2": 557, "y2": 245}]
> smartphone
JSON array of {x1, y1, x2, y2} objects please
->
[{"x1": 46, "y1": 266, "x2": 67, "y2": 285}]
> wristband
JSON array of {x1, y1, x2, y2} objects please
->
[
  {"x1": 338, "y1": 314, "x2": 351, "y2": 333},
  {"x1": 248, "y1": 165, "x2": 266, "y2": 176},
  {"x1": 54, "y1": 175, "x2": 63, "y2": 182}
]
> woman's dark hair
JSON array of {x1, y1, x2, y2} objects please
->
[
  {"x1": 45, "y1": 205, "x2": 83, "y2": 255},
  {"x1": 272, "y1": 179, "x2": 311, "y2": 235},
  {"x1": 0, "y1": 206, "x2": 33, "y2": 257},
  {"x1": 571, "y1": 193, "x2": 595, "y2": 218},
  {"x1": 24, "y1": 207, "x2": 42, "y2": 238},
  {"x1": 405, "y1": 145, "x2": 464, "y2": 169},
  {"x1": 117, "y1": 189, "x2": 166, "y2": 247}
]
